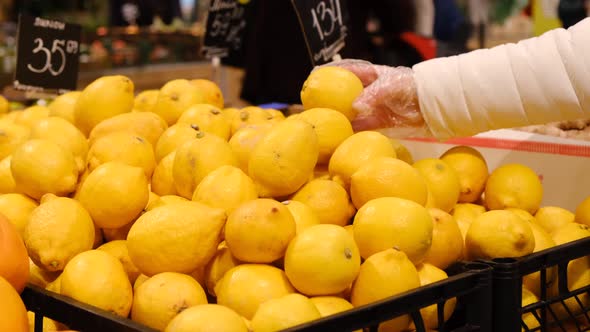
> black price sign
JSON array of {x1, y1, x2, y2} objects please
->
[
  {"x1": 291, "y1": 0, "x2": 349, "y2": 66},
  {"x1": 202, "y1": 0, "x2": 250, "y2": 59},
  {"x1": 14, "y1": 15, "x2": 82, "y2": 94}
]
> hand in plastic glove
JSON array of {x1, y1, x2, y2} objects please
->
[{"x1": 321, "y1": 59, "x2": 430, "y2": 137}]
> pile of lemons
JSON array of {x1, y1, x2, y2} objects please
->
[{"x1": 0, "y1": 66, "x2": 589, "y2": 332}]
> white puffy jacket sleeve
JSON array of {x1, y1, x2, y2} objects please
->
[{"x1": 412, "y1": 18, "x2": 590, "y2": 139}]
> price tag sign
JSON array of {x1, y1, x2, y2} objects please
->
[
  {"x1": 14, "y1": 15, "x2": 82, "y2": 94},
  {"x1": 202, "y1": 0, "x2": 250, "y2": 59},
  {"x1": 291, "y1": 0, "x2": 349, "y2": 66}
]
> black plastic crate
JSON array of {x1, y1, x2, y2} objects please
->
[
  {"x1": 21, "y1": 261, "x2": 492, "y2": 332},
  {"x1": 480, "y1": 236, "x2": 590, "y2": 332}
]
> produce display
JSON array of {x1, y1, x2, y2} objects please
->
[{"x1": 0, "y1": 65, "x2": 590, "y2": 332}]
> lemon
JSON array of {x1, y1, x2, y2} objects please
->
[
  {"x1": 192, "y1": 165, "x2": 258, "y2": 215},
  {"x1": 465, "y1": 210, "x2": 535, "y2": 260},
  {"x1": 251, "y1": 293, "x2": 322, "y2": 332},
  {"x1": 27, "y1": 311, "x2": 66, "y2": 332},
  {"x1": 24, "y1": 197, "x2": 94, "y2": 271},
  {"x1": 552, "y1": 222, "x2": 590, "y2": 245},
  {"x1": 77, "y1": 162, "x2": 149, "y2": 228},
  {"x1": 484, "y1": 163, "x2": 543, "y2": 214},
  {"x1": 48, "y1": 91, "x2": 81, "y2": 123},
  {"x1": 281, "y1": 200, "x2": 321, "y2": 234},
  {"x1": 292, "y1": 179, "x2": 355, "y2": 226},
  {"x1": 350, "y1": 157, "x2": 428, "y2": 209},
  {"x1": 0, "y1": 121, "x2": 30, "y2": 160},
  {"x1": 547, "y1": 255, "x2": 590, "y2": 320},
  {"x1": 223, "y1": 107, "x2": 240, "y2": 124},
  {"x1": 300, "y1": 66, "x2": 363, "y2": 121},
  {"x1": 204, "y1": 245, "x2": 242, "y2": 297},
  {"x1": 228, "y1": 123, "x2": 273, "y2": 173},
  {"x1": 145, "y1": 194, "x2": 188, "y2": 211},
  {"x1": 165, "y1": 304, "x2": 248, "y2": 332},
  {"x1": 267, "y1": 108, "x2": 286, "y2": 121},
  {"x1": 533, "y1": 206, "x2": 575, "y2": 234},
  {"x1": 440, "y1": 146, "x2": 489, "y2": 203},
  {"x1": 310, "y1": 296, "x2": 354, "y2": 317},
  {"x1": 351, "y1": 248, "x2": 420, "y2": 332},
  {"x1": 225, "y1": 198, "x2": 296, "y2": 263},
  {"x1": 230, "y1": 107, "x2": 272, "y2": 135},
  {"x1": 190, "y1": 79, "x2": 225, "y2": 108},
  {"x1": 248, "y1": 119, "x2": 319, "y2": 198},
  {"x1": 88, "y1": 111, "x2": 168, "y2": 149},
  {"x1": 133, "y1": 274, "x2": 149, "y2": 292},
  {"x1": 97, "y1": 240, "x2": 141, "y2": 284},
  {"x1": 0, "y1": 193, "x2": 38, "y2": 235},
  {"x1": 284, "y1": 224, "x2": 360, "y2": 296},
  {"x1": 413, "y1": 158, "x2": 461, "y2": 212},
  {"x1": 0, "y1": 156, "x2": 15, "y2": 194},
  {"x1": 151, "y1": 151, "x2": 177, "y2": 196},
  {"x1": 87, "y1": 131, "x2": 156, "y2": 178},
  {"x1": 127, "y1": 201, "x2": 226, "y2": 275},
  {"x1": 152, "y1": 79, "x2": 205, "y2": 125},
  {"x1": 422, "y1": 208, "x2": 463, "y2": 270},
  {"x1": 389, "y1": 138, "x2": 414, "y2": 164},
  {"x1": 451, "y1": 203, "x2": 486, "y2": 240},
  {"x1": 575, "y1": 195, "x2": 590, "y2": 227},
  {"x1": 133, "y1": 89, "x2": 159, "y2": 112},
  {"x1": 155, "y1": 124, "x2": 199, "y2": 162},
  {"x1": 410, "y1": 263, "x2": 456, "y2": 329},
  {"x1": 215, "y1": 264, "x2": 296, "y2": 320},
  {"x1": 14, "y1": 105, "x2": 50, "y2": 128},
  {"x1": 11, "y1": 139, "x2": 78, "y2": 200},
  {"x1": 297, "y1": 108, "x2": 354, "y2": 164},
  {"x1": 521, "y1": 288, "x2": 540, "y2": 331},
  {"x1": 27, "y1": 258, "x2": 59, "y2": 289},
  {"x1": 30, "y1": 117, "x2": 88, "y2": 173},
  {"x1": 173, "y1": 131, "x2": 238, "y2": 199},
  {"x1": 74, "y1": 75, "x2": 134, "y2": 136},
  {"x1": 45, "y1": 274, "x2": 62, "y2": 293},
  {"x1": 131, "y1": 272, "x2": 208, "y2": 331},
  {"x1": 329, "y1": 131, "x2": 396, "y2": 188},
  {"x1": 0, "y1": 95, "x2": 9, "y2": 114},
  {"x1": 102, "y1": 220, "x2": 135, "y2": 242},
  {"x1": 61, "y1": 250, "x2": 133, "y2": 317},
  {"x1": 353, "y1": 197, "x2": 433, "y2": 264},
  {"x1": 177, "y1": 104, "x2": 231, "y2": 140}
]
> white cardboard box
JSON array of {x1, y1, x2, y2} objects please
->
[{"x1": 401, "y1": 129, "x2": 590, "y2": 212}]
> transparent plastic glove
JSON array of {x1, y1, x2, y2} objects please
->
[{"x1": 319, "y1": 59, "x2": 432, "y2": 138}]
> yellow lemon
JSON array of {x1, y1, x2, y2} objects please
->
[
  {"x1": 353, "y1": 197, "x2": 433, "y2": 264},
  {"x1": 547, "y1": 255, "x2": 590, "y2": 320},
  {"x1": 552, "y1": 222, "x2": 590, "y2": 245},
  {"x1": 465, "y1": 210, "x2": 535, "y2": 260},
  {"x1": 190, "y1": 79, "x2": 225, "y2": 108},
  {"x1": 251, "y1": 293, "x2": 322, "y2": 332},
  {"x1": 281, "y1": 200, "x2": 321, "y2": 234},
  {"x1": 575, "y1": 195, "x2": 590, "y2": 227},
  {"x1": 230, "y1": 107, "x2": 272, "y2": 136},
  {"x1": 413, "y1": 158, "x2": 461, "y2": 212},
  {"x1": 131, "y1": 272, "x2": 208, "y2": 331},
  {"x1": 30, "y1": 117, "x2": 88, "y2": 173},
  {"x1": 297, "y1": 108, "x2": 354, "y2": 164},
  {"x1": 0, "y1": 121, "x2": 30, "y2": 160},
  {"x1": 350, "y1": 157, "x2": 428, "y2": 209},
  {"x1": 284, "y1": 224, "x2": 360, "y2": 296},
  {"x1": 45, "y1": 274, "x2": 62, "y2": 293},
  {"x1": 11, "y1": 139, "x2": 77, "y2": 200},
  {"x1": 228, "y1": 123, "x2": 273, "y2": 173},
  {"x1": 267, "y1": 108, "x2": 286, "y2": 121},
  {"x1": 61, "y1": 250, "x2": 133, "y2": 317},
  {"x1": 74, "y1": 75, "x2": 134, "y2": 136},
  {"x1": 248, "y1": 119, "x2": 319, "y2": 198},
  {"x1": 350, "y1": 248, "x2": 420, "y2": 332},
  {"x1": 192, "y1": 165, "x2": 258, "y2": 215},
  {"x1": 310, "y1": 296, "x2": 354, "y2": 317},
  {"x1": 151, "y1": 151, "x2": 177, "y2": 196},
  {"x1": 14, "y1": 105, "x2": 50, "y2": 128},
  {"x1": 300, "y1": 66, "x2": 363, "y2": 121},
  {"x1": 134, "y1": 274, "x2": 149, "y2": 292},
  {"x1": 521, "y1": 288, "x2": 540, "y2": 331},
  {"x1": 97, "y1": 240, "x2": 141, "y2": 284},
  {"x1": 223, "y1": 107, "x2": 240, "y2": 124},
  {"x1": 87, "y1": 131, "x2": 156, "y2": 178},
  {"x1": 451, "y1": 203, "x2": 486, "y2": 240},
  {"x1": 389, "y1": 138, "x2": 414, "y2": 164},
  {"x1": 177, "y1": 104, "x2": 231, "y2": 140},
  {"x1": 0, "y1": 95, "x2": 9, "y2": 114},
  {"x1": 127, "y1": 201, "x2": 226, "y2": 275},
  {"x1": 329, "y1": 131, "x2": 396, "y2": 188},
  {"x1": 27, "y1": 258, "x2": 59, "y2": 288},
  {"x1": 215, "y1": 264, "x2": 296, "y2": 320},
  {"x1": 533, "y1": 206, "x2": 575, "y2": 235},
  {"x1": 0, "y1": 278, "x2": 28, "y2": 332},
  {"x1": 102, "y1": 220, "x2": 135, "y2": 242},
  {"x1": 27, "y1": 311, "x2": 66, "y2": 332},
  {"x1": 173, "y1": 131, "x2": 238, "y2": 199},
  {"x1": 48, "y1": 91, "x2": 81, "y2": 124},
  {"x1": 440, "y1": 146, "x2": 489, "y2": 203},
  {"x1": 484, "y1": 163, "x2": 543, "y2": 214},
  {"x1": 0, "y1": 193, "x2": 38, "y2": 235},
  {"x1": 291, "y1": 179, "x2": 355, "y2": 226},
  {"x1": 155, "y1": 123, "x2": 199, "y2": 162},
  {"x1": 410, "y1": 263, "x2": 456, "y2": 329},
  {"x1": 145, "y1": 194, "x2": 188, "y2": 211},
  {"x1": 422, "y1": 208, "x2": 463, "y2": 270},
  {"x1": 77, "y1": 162, "x2": 149, "y2": 229},
  {"x1": 0, "y1": 156, "x2": 16, "y2": 194},
  {"x1": 152, "y1": 79, "x2": 205, "y2": 125},
  {"x1": 133, "y1": 89, "x2": 159, "y2": 112},
  {"x1": 204, "y1": 245, "x2": 242, "y2": 297},
  {"x1": 89, "y1": 111, "x2": 168, "y2": 149},
  {"x1": 225, "y1": 198, "x2": 296, "y2": 263},
  {"x1": 165, "y1": 304, "x2": 248, "y2": 332},
  {"x1": 24, "y1": 197, "x2": 94, "y2": 271}
]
